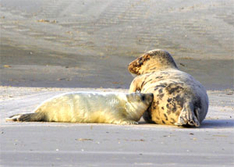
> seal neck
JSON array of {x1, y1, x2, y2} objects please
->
[{"x1": 140, "y1": 63, "x2": 178, "y2": 75}]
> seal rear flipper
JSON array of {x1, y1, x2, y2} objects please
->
[
  {"x1": 5, "y1": 114, "x2": 22, "y2": 122},
  {"x1": 6, "y1": 112, "x2": 46, "y2": 122},
  {"x1": 175, "y1": 103, "x2": 200, "y2": 127}
]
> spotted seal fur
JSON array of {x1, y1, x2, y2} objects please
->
[{"x1": 128, "y1": 49, "x2": 209, "y2": 127}]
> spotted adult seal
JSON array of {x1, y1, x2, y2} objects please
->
[
  {"x1": 6, "y1": 92, "x2": 153, "y2": 125},
  {"x1": 128, "y1": 49, "x2": 209, "y2": 127}
]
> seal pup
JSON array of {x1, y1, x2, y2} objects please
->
[
  {"x1": 128, "y1": 49, "x2": 209, "y2": 127},
  {"x1": 6, "y1": 92, "x2": 153, "y2": 125}
]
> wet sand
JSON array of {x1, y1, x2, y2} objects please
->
[{"x1": 0, "y1": 43, "x2": 233, "y2": 89}]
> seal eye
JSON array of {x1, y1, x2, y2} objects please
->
[{"x1": 141, "y1": 95, "x2": 145, "y2": 101}]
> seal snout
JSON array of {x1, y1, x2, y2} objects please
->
[{"x1": 128, "y1": 61, "x2": 140, "y2": 75}]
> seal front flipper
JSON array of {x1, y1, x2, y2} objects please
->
[
  {"x1": 175, "y1": 102, "x2": 200, "y2": 127},
  {"x1": 129, "y1": 75, "x2": 146, "y2": 93},
  {"x1": 6, "y1": 112, "x2": 46, "y2": 122}
]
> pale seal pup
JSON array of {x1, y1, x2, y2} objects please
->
[
  {"x1": 6, "y1": 92, "x2": 153, "y2": 125},
  {"x1": 128, "y1": 49, "x2": 209, "y2": 127}
]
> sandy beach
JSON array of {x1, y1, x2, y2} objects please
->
[
  {"x1": 0, "y1": 86, "x2": 234, "y2": 166},
  {"x1": 0, "y1": 0, "x2": 234, "y2": 166}
]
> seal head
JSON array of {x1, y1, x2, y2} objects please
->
[{"x1": 128, "y1": 49, "x2": 178, "y2": 75}]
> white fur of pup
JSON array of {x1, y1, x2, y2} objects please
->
[{"x1": 6, "y1": 92, "x2": 153, "y2": 125}]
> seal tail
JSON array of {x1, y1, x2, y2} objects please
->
[
  {"x1": 176, "y1": 102, "x2": 200, "y2": 127},
  {"x1": 6, "y1": 112, "x2": 46, "y2": 122}
]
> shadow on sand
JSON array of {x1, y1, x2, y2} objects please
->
[
  {"x1": 139, "y1": 119, "x2": 234, "y2": 129},
  {"x1": 201, "y1": 119, "x2": 234, "y2": 129}
]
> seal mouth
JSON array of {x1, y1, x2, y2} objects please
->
[{"x1": 130, "y1": 73, "x2": 137, "y2": 77}]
